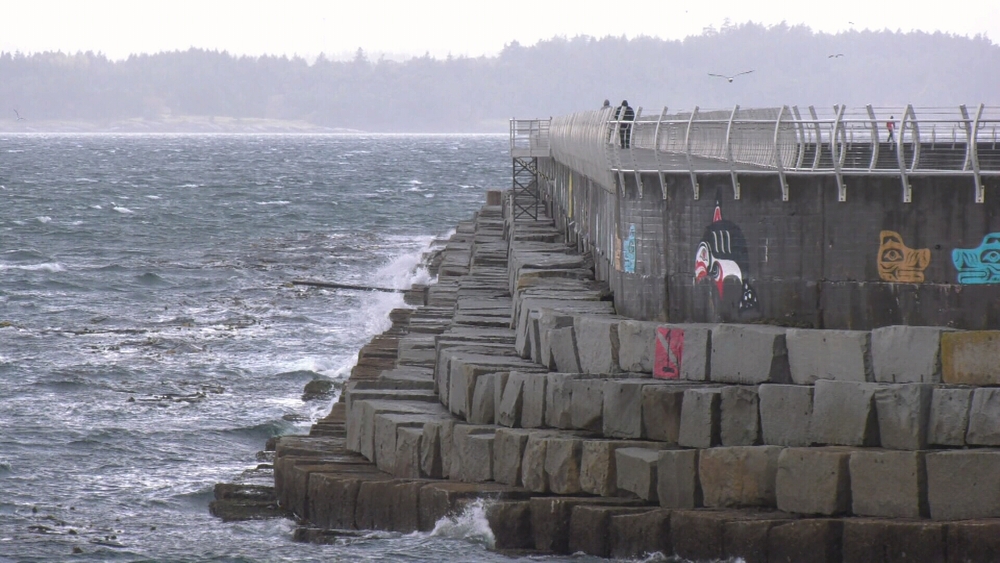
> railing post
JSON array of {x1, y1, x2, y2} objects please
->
[
  {"x1": 967, "y1": 103, "x2": 985, "y2": 202},
  {"x1": 774, "y1": 105, "x2": 790, "y2": 201},
  {"x1": 832, "y1": 104, "x2": 847, "y2": 201},
  {"x1": 792, "y1": 106, "x2": 807, "y2": 169},
  {"x1": 654, "y1": 106, "x2": 668, "y2": 200},
  {"x1": 897, "y1": 105, "x2": 914, "y2": 203},
  {"x1": 809, "y1": 106, "x2": 823, "y2": 171},
  {"x1": 727, "y1": 104, "x2": 741, "y2": 199},
  {"x1": 866, "y1": 105, "x2": 880, "y2": 171},
  {"x1": 630, "y1": 107, "x2": 644, "y2": 198},
  {"x1": 685, "y1": 107, "x2": 700, "y2": 200}
]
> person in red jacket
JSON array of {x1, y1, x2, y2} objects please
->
[{"x1": 886, "y1": 116, "x2": 896, "y2": 144}]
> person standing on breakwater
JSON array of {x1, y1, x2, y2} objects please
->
[
  {"x1": 886, "y1": 115, "x2": 896, "y2": 145},
  {"x1": 615, "y1": 100, "x2": 634, "y2": 148}
]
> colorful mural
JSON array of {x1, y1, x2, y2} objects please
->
[
  {"x1": 654, "y1": 327, "x2": 683, "y2": 379},
  {"x1": 952, "y1": 233, "x2": 1000, "y2": 284},
  {"x1": 623, "y1": 224, "x2": 636, "y2": 273},
  {"x1": 877, "y1": 230, "x2": 931, "y2": 283},
  {"x1": 694, "y1": 200, "x2": 758, "y2": 312}
]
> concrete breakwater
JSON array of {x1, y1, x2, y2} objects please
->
[{"x1": 271, "y1": 190, "x2": 1000, "y2": 562}]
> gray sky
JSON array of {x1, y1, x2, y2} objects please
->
[{"x1": 3, "y1": 0, "x2": 998, "y2": 61}]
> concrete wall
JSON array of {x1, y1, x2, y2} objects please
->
[{"x1": 539, "y1": 160, "x2": 1000, "y2": 329}]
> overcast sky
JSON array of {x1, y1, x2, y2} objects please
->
[{"x1": 3, "y1": 0, "x2": 998, "y2": 61}]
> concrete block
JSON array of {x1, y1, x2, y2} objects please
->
[
  {"x1": 678, "y1": 387, "x2": 721, "y2": 448},
  {"x1": 786, "y1": 328, "x2": 872, "y2": 383},
  {"x1": 448, "y1": 425, "x2": 496, "y2": 483},
  {"x1": 537, "y1": 308, "x2": 575, "y2": 369},
  {"x1": 530, "y1": 497, "x2": 645, "y2": 555},
  {"x1": 617, "y1": 320, "x2": 658, "y2": 373},
  {"x1": 710, "y1": 324, "x2": 790, "y2": 384},
  {"x1": 758, "y1": 384, "x2": 814, "y2": 447},
  {"x1": 568, "y1": 378, "x2": 604, "y2": 432},
  {"x1": 641, "y1": 384, "x2": 686, "y2": 443},
  {"x1": 669, "y1": 510, "x2": 726, "y2": 561},
  {"x1": 615, "y1": 447, "x2": 661, "y2": 501},
  {"x1": 941, "y1": 330, "x2": 1000, "y2": 385},
  {"x1": 966, "y1": 388, "x2": 1000, "y2": 446},
  {"x1": 544, "y1": 373, "x2": 575, "y2": 429},
  {"x1": 776, "y1": 447, "x2": 853, "y2": 516},
  {"x1": 549, "y1": 326, "x2": 581, "y2": 373},
  {"x1": 842, "y1": 520, "x2": 946, "y2": 563},
  {"x1": 608, "y1": 509, "x2": 672, "y2": 559},
  {"x1": 724, "y1": 516, "x2": 797, "y2": 563},
  {"x1": 393, "y1": 427, "x2": 422, "y2": 478},
  {"x1": 574, "y1": 315, "x2": 622, "y2": 375},
  {"x1": 927, "y1": 449, "x2": 1000, "y2": 519},
  {"x1": 417, "y1": 482, "x2": 528, "y2": 532},
  {"x1": 468, "y1": 373, "x2": 496, "y2": 424},
  {"x1": 569, "y1": 505, "x2": 655, "y2": 558},
  {"x1": 485, "y1": 501, "x2": 533, "y2": 551},
  {"x1": 669, "y1": 324, "x2": 712, "y2": 381},
  {"x1": 657, "y1": 449, "x2": 702, "y2": 509},
  {"x1": 720, "y1": 385, "x2": 761, "y2": 446},
  {"x1": 496, "y1": 371, "x2": 525, "y2": 428},
  {"x1": 767, "y1": 519, "x2": 843, "y2": 563},
  {"x1": 699, "y1": 446, "x2": 781, "y2": 508},
  {"x1": 521, "y1": 433, "x2": 550, "y2": 493},
  {"x1": 849, "y1": 449, "x2": 927, "y2": 518},
  {"x1": 420, "y1": 418, "x2": 455, "y2": 479},
  {"x1": 520, "y1": 373, "x2": 547, "y2": 428},
  {"x1": 373, "y1": 412, "x2": 444, "y2": 471},
  {"x1": 545, "y1": 437, "x2": 584, "y2": 494},
  {"x1": 603, "y1": 379, "x2": 657, "y2": 439},
  {"x1": 874, "y1": 383, "x2": 932, "y2": 450},
  {"x1": 580, "y1": 440, "x2": 653, "y2": 497},
  {"x1": 928, "y1": 387, "x2": 972, "y2": 446},
  {"x1": 872, "y1": 325, "x2": 948, "y2": 383},
  {"x1": 946, "y1": 520, "x2": 1000, "y2": 563},
  {"x1": 492, "y1": 428, "x2": 532, "y2": 486},
  {"x1": 492, "y1": 372, "x2": 509, "y2": 426},
  {"x1": 810, "y1": 380, "x2": 880, "y2": 447}
]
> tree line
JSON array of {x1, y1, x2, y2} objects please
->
[{"x1": 1, "y1": 22, "x2": 998, "y2": 132}]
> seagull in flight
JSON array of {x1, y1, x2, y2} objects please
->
[
  {"x1": 828, "y1": 53, "x2": 844, "y2": 58},
  {"x1": 13, "y1": 109, "x2": 25, "y2": 121},
  {"x1": 708, "y1": 70, "x2": 754, "y2": 83}
]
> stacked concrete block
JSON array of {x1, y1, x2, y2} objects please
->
[
  {"x1": 536, "y1": 308, "x2": 575, "y2": 369},
  {"x1": 448, "y1": 425, "x2": 496, "y2": 483},
  {"x1": 927, "y1": 450, "x2": 1000, "y2": 519},
  {"x1": 810, "y1": 380, "x2": 880, "y2": 447},
  {"x1": 393, "y1": 427, "x2": 423, "y2": 478},
  {"x1": 941, "y1": 330, "x2": 1000, "y2": 385},
  {"x1": 603, "y1": 379, "x2": 658, "y2": 438},
  {"x1": 608, "y1": 509, "x2": 672, "y2": 560},
  {"x1": 849, "y1": 449, "x2": 927, "y2": 518},
  {"x1": 447, "y1": 353, "x2": 541, "y2": 420},
  {"x1": 698, "y1": 446, "x2": 781, "y2": 508},
  {"x1": 966, "y1": 388, "x2": 1000, "y2": 445},
  {"x1": 776, "y1": 447, "x2": 853, "y2": 516},
  {"x1": 842, "y1": 520, "x2": 946, "y2": 563},
  {"x1": 678, "y1": 387, "x2": 721, "y2": 448},
  {"x1": 492, "y1": 428, "x2": 533, "y2": 486},
  {"x1": 657, "y1": 449, "x2": 702, "y2": 509},
  {"x1": 928, "y1": 387, "x2": 972, "y2": 446},
  {"x1": 616, "y1": 320, "x2": 659, "y2": 373},
  {"x1": 569, "y1": 505, "x2": 656, "y2": 558},
  {"x1": 872, "y1": 325, "x2": 948, "y2": 383},
  {"x1": 786, "y1": 328, "x2": 872, "y2": 383},
  {"x1": 874, "y1": 383, "x2": 932, "y2": 449},
  {"x1": 669, "y1": 324, "x2": 712, "y2": 381},
  {"x1": 574, "y1": 315, "x2": 623, "y2": 374},
  {"x1": 496, "y1": 371, "x2": 526, "y2": 427},
  {"x1": 544, "y1": 436, "x2": 585, "y2": 494},
  {"x1": 615, "y1": 447, "x2": 662, "y2": 501},
  {"x1": 568, "y1": 378, "x2": 604, "y2": 432},
  {"x1": 580, "y1": 440, "x2": 647, "y2": 497},
  {"x1": 710, "y1": 324, "x2": 790, "y2": 384},
  {"x1": 720, "y1": 386, "x2": 761, "y2": 446},
  {"x1": 641, "y1": 384, "x2": 686, "y2": 443},
  {"x1": 521, "y1": 432, "x2": 551, "y2": 493},
  {"x1": 548, "y1": 326, "x2": 581, "y2": 373},
  {"x1": 521, "y1": 373, "x2": 547, "y2": 428},
  {"x1": 373, "y1": 412, "x2": 444, "y2": 473},
  {"x1": 420, "y1": 418, "x2": 455, "y2": 479},
  {"x1": 758, "y1": 384, "x2": 814, "y2": 447},
  {"x1": 468, "y1": 373, "x2": 497, "y2": 425},
  {"x1": 543, "y1": 373, "x2": 576, "y2": 429},
  {"x1": 491, "y1": 372, "x2": 509, "y2": 425}
]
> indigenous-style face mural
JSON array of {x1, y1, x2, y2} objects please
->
[
  {"x1": 623, "y1": 224, "x2": 636, "y2": 274},
  {"x1": 694, "y1": 200, "x2": 758, "y2": 312},
  {"x1": 952, "y1": 233, "x2": 1000, "y2": 284},
  {"x1": 877, "y1": 231, "x2": 931, "y2": 283}
]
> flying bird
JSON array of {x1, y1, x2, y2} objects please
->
[
  {"x1": 708, "y1": 70, "x2": 754, "y2": 83},
  {"x1": 13, "y1": 109, "x2": 25, "y2": 121},
  {"x1": 828, "y1": 53, "x2": 844, "y2": 58}
]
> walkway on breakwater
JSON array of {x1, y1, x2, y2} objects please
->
[{"x1": 262, "y1": 189, "x2": 1000, "y2": 562}]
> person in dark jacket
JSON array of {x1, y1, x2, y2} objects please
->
[{"x1": 617, "y1": 100, "x2": 634, "y2": 148}]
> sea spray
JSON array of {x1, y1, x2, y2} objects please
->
[{"x1": 428, "y1": 498, "x2": 496, "y2": 550}]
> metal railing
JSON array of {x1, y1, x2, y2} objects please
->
[
  {"x1": 510, "y1": 118, "x2": 551, "y2": 158},
  {"x1": 545, "y1": 104, "x2": 1000, "y2": 203}
]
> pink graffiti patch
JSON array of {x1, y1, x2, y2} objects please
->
[{"x1": 654, "y1": 327, "x2": 684, "y2": 380}]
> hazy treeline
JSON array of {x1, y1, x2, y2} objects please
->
[{"x1": 2, "y1": 22, "x2": 999, "y2": 132}]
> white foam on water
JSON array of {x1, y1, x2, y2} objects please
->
[
  {"x1": 90, "y1": 204, "x2": 103, "y2": 210},
  {"x1": 35, "y1": 216, "x2": 51, "y2": 224},
  {"x1": 255, "y1": 200, "x2": 290, "y2": 206},
  {"x1": 424, "y1": 193, "x2": 435, "y2": 198},
  {"x1": 146, "y1": 195, "x2": 161, "y2": 200},
  {"x1": 428, "y1": 498, "x2": 495, "y2": 550},
  {"x1": 112, "y1": 205, "x2": 134, "y2": 214},
  {"x1": 0, "y1": 262, "x2": 65, "y2": 272}
]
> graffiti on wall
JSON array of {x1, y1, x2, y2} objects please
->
[
  {"x1": 877, "y1": 231, "x2": 931, "y2": 283},
  {"x1": 623, "y1": 224, "x2": 636, "y2": 273},
  {"x1": 952, "y1": 233, "x2": 1000, "y2": 284},
  {"x1": 694, "y1": 200, "x2": 758, "y2": 312},
  {"x1": 654, "y1": 327, "x2": 683, "y2": 379}
]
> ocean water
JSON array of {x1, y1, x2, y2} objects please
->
[{"x1": 0, "y1": 133, "x2": 663, "y2": 563}]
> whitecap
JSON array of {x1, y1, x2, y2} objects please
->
[
  {"x1": 90, "y1": 204, "x2": 103, "y2": 210},
  {"x1": 112, "y1": 205, "x2": 134, "y2": 214},
  {"x1": 0, "y1": 262, "x2": 65, "y2": 272},
  {"x1": 408, "y1": 179, "x2": 423, "y2": 185},
  {"x1": 35, "y1": 216, "x2": 51, "y2": 224},
  {"x1": 146, "y1": 195, "x2": 161, "y2": 200},
  {"x1": 178, "y1": 183, "x2": 201, "y2": 188},
  {"x1": 424, "y1": 193, "x2": 435, "y2": 198},
  {"x1": 429, "y1": 498, "x2": 495, "y2": 549},
  {"x1": 75, "y1": 177, "x2": 98, "y2": 183},
  {"x1": 255, "y1": 201, "x2": 290, "y2": 206}
]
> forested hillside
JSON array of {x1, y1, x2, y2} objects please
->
[{"x1": 2, "y1": 22, "x2": 998, "y2": 132}]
